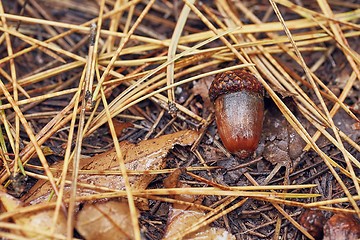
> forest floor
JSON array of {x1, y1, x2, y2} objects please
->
[{"x1": 0, "y1": 0, "x2": 360, "y2": 239}]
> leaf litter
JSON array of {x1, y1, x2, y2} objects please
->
[
  {"x1": 0, "y1": 0, "x2": 359, "y2": 239},
  {"x1": 2, "y1": 130, "x2": 198, "y2": 238}
]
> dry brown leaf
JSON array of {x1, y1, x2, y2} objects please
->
[
  {"x1": 262, "y1": 100, "x2": 306, "y2": 165},
  {"x1": 163, "y1": 170, "x2": 235, "y2": 240},
  {"x1": 192, "y1": 77, "x2": 213, "y2": 110},
  {"x1": 10, "y1": 130, "x2": 198, "y2": 239},
  {"x1": 23, "y1": 130, "x2": 198, "y2": 205},
  {"x1": 164, "y1": 208, "x2": 207, "y2": 240},
  {"x1": 0, "y1": 190, "x2": 66, "y2": 239},
  {"x1": 190, "y1": 227, "x2": 237, "y2": 240},
  {"x1": 110, "y1": 119, "x2": 134, "y2": 138},
  {"x1": 0, "y1": 189, "x2": 21, "y2": 212},
  {"x1": 76, "y1": 201, "x2": 138, "y2": 240},
  {"x1": 15, "y1": 210, "x2": 67, "y2": 239}
]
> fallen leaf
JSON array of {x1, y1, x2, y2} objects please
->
[
  {"x1": 192, "y1": 77, "x2": 213, "y2": 110},
  {"x1": 0, "y1": 190, "x2": 66, "y2": 239},
  {"x1": 163, "y1": 170, "x2": 235, "y2": 240},
  {"x1": 19, "y1": 130, "x2": 198, "y2": 239},
  {"x1": 262, "y1": 99, "x2": 306, "y2": 165},
  {"x1": 190, "y1": 227, "x2": 237, "y2": 240},
  {"x1": 22, "y1": 130, "x2": 199, "y2": 205},
  {"x1": 1, "y1": 189, "x2": 22, "y2": 212},
  {"x1": 164, "y1": 208, "x2": 208, "y2": 240},
  {"x1": 76, "y1": 201, "x2": 138, "y2": 240},
  {"x1": 109, "y1": 119, "x2": 133, "y2": 138}
]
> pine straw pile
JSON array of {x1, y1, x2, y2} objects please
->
[{"x1": 0, "y1": 0, "x2": 360, "y2": 239}]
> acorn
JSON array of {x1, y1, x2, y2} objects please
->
[
  {"x1": 323, "y1": 213, "x2": 360, "y2": 240},
  {"x1": 209, "y1": 69, "x2": 264, "y2": 158},
  {"x1": 298, "y1": 209, "x2": 326, "y2": 240}
]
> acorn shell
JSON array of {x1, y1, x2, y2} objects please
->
[{"x1": 209, "y1": 69, "x2": 264, "y2": 158}]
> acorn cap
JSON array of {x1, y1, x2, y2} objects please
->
[{"x1": 209, "y1": 69, "x2": 264, "y2": 102}]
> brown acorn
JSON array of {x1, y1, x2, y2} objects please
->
[
  {"x1": 298, "y1": 209, "x2": 326, "y2": 240},
  {"x1": 323, "y1": 213, "x2": 360, "y2": 240},
  {"x1": 209, "y1": 69, "x2": 264, "y2": 158}
]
